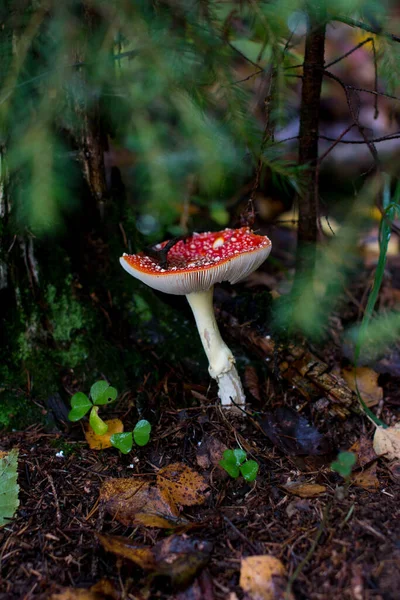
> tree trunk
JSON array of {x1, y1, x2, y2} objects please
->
[{"x1": 296, "y1": 5, "x2": 326, "y2": 276}]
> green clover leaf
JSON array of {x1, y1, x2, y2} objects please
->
[
  {"x1": 89, "y1": 406, "x2": 109, "y2": 435},
  {"x1": 240, "y1": 460, "x2": 259, "y2": 482},
  {"x1": 232, "y1": 449, "x2": 247, "y2": 466},
  {"x1": 331, "y1": 451, "x2": 357, "y2": 479},
  {"x1": 90, "y1": 381, "x2": 118, "y2": 405},
  {"x1": 68, "y1": 392, "x2": 92, "y2": 422},
  {"x1": 219, "y1": 449, "x2": 245, "y2": 478},
  {"x1": 111, "y1": 432, "x2": 133, "y2": 454},
  {"x1": 133, "y1": 420, "x2": 152, "y2": 447}
]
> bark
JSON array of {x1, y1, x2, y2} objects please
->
[
  {"x1": 69, "y1": 1, "x2": 109, "y2": 218},
  {"x1": 296, "y1": 5, "x2": 326, "y2": 276}
]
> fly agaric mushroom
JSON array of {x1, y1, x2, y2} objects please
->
[{"x1": 120, "y1": 227, "x2": 271, "y2": 408}]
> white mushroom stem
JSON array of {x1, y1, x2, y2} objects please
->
[{"x1": 186, "y1": 287, "x2": 245, "y2": 408}]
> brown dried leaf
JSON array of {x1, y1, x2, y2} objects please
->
[
  {"x1": 97, "y1": 533, "x2": 156, "y2": 570},
  {"x1": 100, "y1": 478, "x2": 188, "y2": 528},
  {"x1": 349, "y1": 435, "x2": 377, "y2": 468},
  {"x1": 153, "y1": 535, "x2": 213, "y2": 588},
  {"x1": 373, "y1": 424, "x2": 400, "y2": 461},
  {"x1": 98, "y1": 533, "x2": 212, "y2": 589},
  {"x1": 196, "y1": 435, "x2": 227, "y2": 470},
  {"x1": 352, "y1": 463, "x2": 380, "y2": 491},
  {"x1": 85, "y1": 419, "x2": 124, "y2": 450},
  {"x1": 244, "y1": 366, "x2": 261, "y2": 401},
  {"x1": 282, "y1": 481, "x2": 326, "y2": 498},
  {"x1": 157, "y1": 463, "x2": 208, "y2": 506},
  {"x1": 240, "y1": 555, "x2": 290, "y2": 600},
  {"x1": 342, "y1": 367, "x2": 383, "y2": 408}
]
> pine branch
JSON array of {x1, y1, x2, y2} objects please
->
[{"x1": 332, "y1": 15, "x2": 400, "y2": 44}]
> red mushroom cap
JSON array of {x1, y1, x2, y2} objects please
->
[{"x1": 120, "y1": 227, "x2": 271, "y2": 295}]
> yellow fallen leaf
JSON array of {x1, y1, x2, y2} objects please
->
[
  {"x1": 373, "y1": 424, "x2": 400, "y2": 461},
  {"x1": 282, "y1": 481, "x2": 326, "y2": 498},
  {"x1": 352, "y1": 462, "x2": 380, "y2": 491},
  {"x1": 341, "y1": 366, "x2": 383, "y2": 407},
  {"x1": 85, "y1": 419, "x2": 124, "y2": 450},
  {"x1": 97, "y1": 533, "x2": 156, "y2": 570},
  {"x1": 157, "y1": 463, "x2": 208, "y2": 506},
  {"x1": 240, "y1": 555, "x2": 289, "y2": 600},
  {"x1": 51, "y1": 579, "x2": 118, "y2": 600},
  {"x1": 100, "y1": 477, "x2": 189, "y2": 528}
]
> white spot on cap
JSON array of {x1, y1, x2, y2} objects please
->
[{"x1": 213, "y1": 236, "x2": 224, "y2": 249}]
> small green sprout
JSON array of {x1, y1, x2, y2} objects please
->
[
  {"x1": 68, "y1": 380, "x2": 117, "y2": 435},
  {"x1": 219, "y1": 449, "x2": 259, "y2": 482},
  {"x1": 331, "y1": 451, "x2": 356, "y2": 479},
  {"x1": 111, "y1": 420, "x2": 152, "y2": 454},
  {"x1": 68, "y1": 381, "x2": 151, "y2": 453}
]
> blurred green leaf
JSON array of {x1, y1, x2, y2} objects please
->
[
  {"x1": 331, "y1": 451, "x2": 356, "y2": 479},
  {"x1": 0, "y1": 449, "x2": 20, "y2": 527}
]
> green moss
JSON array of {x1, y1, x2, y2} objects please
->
[
  {"x1": 46, "y1": 278, "x2": 85, "y2": 343},
  {"x1": 0, "y1": 391, "x2": 42, "y2": 429}
]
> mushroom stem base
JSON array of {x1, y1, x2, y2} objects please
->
[
  {"x1": 216, "y1": 367, "x2": 246, "y2": 408},
  {"x1": 186, "y1": 288, "x2": 246, "y2": 408}
]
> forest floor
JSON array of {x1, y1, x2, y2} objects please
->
[
  {"x1": 1, "y1": 227, "x2": 400, "y2": 600},
  {"x1": 1, "y1": 359, "x2": 400, "y2": 599}
]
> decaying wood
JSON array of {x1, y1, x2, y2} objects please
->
[{"x1": 218, "y1": 309, "x2": 355, "y2": 418}]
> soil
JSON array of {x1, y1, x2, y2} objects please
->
[{"x1": 1, "y1": 383, "x2": 400, "y2": 599}]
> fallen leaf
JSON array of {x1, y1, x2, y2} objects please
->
[
  {"x1": 85, "y1": 419, "x2": 124, "y2": 450},
  {"x1": 260, "y1": 407, "x2": 331, "y2": 455},
  {"x1": 89, "y1": 580, "x2": 119, "y2": 599},
  {"x1": 51, "y1": 580, "x2": 117, "y2": 600},
  {"x1": 98, "y1": 533, "x2": 212, "y2": 589},
  {"x1": 100, "y1": 478, "x2": 188, "y2": 528},
  {"x1": 349, "y1": 435, "x2": 377, "y2": 468},
  {"x1": 244, "y1": 366, "x2": 261, "y2": 401},
  {"x1": 352, "y1": 463, "x2": 380, "y2": 491},
  {"x1": 196, "y1": 435, "x2": 228, "y2": 470},
  {"x1": 240, "y1": 555, "x2": 290, "y2": 600},
  {"x1": 373, "y1": 424, "x2": 400, "y2": 460},
  {"x1": 282, "y1": 481, "x2": 326, "y2": 498},
  {"x1": 97, "y1": 533, "x2": 156, "y2": 570},
  {"x1": 0, "y1": 449, "x2": 19, "y2": 527},
  {"x1": 342, "y1": 366, "x2": 383, "y2": 408},
  {"x1": 154, "y1": 535, "x2": 213, "y2": 588},
  {"x1": 157, "y1": 463, "x2": 208, "y2": 506}
]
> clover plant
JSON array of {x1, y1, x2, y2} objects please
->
[
  {"x1": 331, "y1": 451, "x2": 356, "y2": 479},
  {"x1": 219, "y1": 449, "x2": 259, "y2": 482},
  {"x1": 68, "y1": 381, "x2": 151, "y2": 453},
  {"x1": 111, "y1": 420, "x2": 152, "y2": 454}
]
